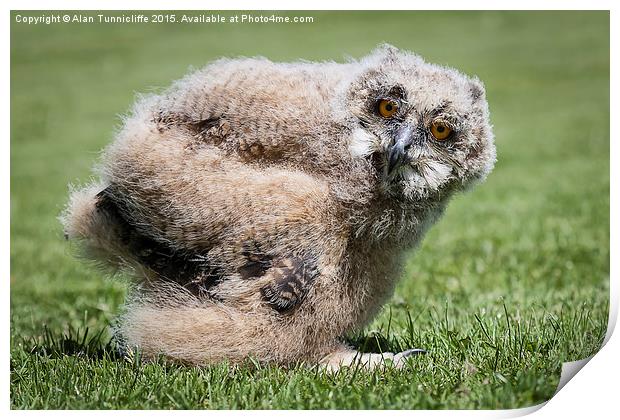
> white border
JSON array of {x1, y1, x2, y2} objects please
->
[{"x1": 3, "y1": 1, "x2": 616, "y2": 419}]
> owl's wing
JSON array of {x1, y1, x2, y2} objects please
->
[
  {"x1": 72, "y1": 176, "x2": 326, "y2": 313},
  {"x1": 93, "y1": 187, "x2": 224, "y2": 295},
  {"x1": 94, "y1": 187, "x2": 320, "y2": 311}
]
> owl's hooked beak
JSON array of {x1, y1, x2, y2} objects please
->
[{"x1": 387, "y1": 125, "x2": 415, "y2": 174}]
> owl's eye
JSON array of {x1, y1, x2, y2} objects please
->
[
  {"x1": 430, "y1": 121, "x2": 453, "y2": 141},
  {"x1": 378, "y1": 99, "x2": 399, "y2": 118}
]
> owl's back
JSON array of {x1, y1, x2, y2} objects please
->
[{"x1": 127, "y1": 58, "x2": 354, "y2": 167}]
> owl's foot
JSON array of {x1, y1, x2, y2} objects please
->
[{"x1": 320, "y1": 346, "x2": 426, "y2": 372}]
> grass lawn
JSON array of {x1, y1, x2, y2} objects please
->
[{"x1": 10, "y1": 11, "x2": 609, "y2": 409}]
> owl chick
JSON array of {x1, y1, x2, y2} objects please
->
[{"x1": 62, "y1": 44, "x2": 495, "y2": 370}]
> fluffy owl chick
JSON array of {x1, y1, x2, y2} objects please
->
[{"x1": 62, "y1": 44, "x2": 495, "y2": 370}]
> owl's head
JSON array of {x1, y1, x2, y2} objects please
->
[{"x1": 337, "y1": 45, "x2": 496, "y2": 203}]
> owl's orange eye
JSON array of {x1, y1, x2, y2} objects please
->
[
  {"x1": 430, "y1": 121, "x2": 453, "y2": 141},
  {"x1": 378, "y1": 99, "x2": 399, "y2": 118}
]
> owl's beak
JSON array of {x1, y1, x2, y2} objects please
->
[{"x1": 387, "y1": 125, "x2": 415, "y2": 174}]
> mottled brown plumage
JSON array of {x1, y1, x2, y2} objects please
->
[{"x1": 61, "y1": 45, "x2": 496, "y2": 370}]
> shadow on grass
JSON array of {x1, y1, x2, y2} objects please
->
[
  {"x1": 346, "y1": 332, "x2": 393, "y2": 353},
  {"x1": 26, "y1": 326, "x2": 124, "y2": 361},
  {"x1": 345, "y1": 307, "x2": 426, "y2": 355},
  {"x1": 25, "y1": 321, "x2": 422, "y2": 366}
]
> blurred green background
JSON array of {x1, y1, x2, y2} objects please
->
[{"x1": 11, "y1": 11, "x2": 609, "y2": 409}]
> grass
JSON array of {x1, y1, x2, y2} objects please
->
[{"x1": 10, "y1": 11, "x2": 609, "y2": 409}]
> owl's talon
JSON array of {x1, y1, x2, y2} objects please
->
[
  {"x1": 393, "y1": 348, "x2": 427, "y2": 367},
  {"x1": 396, "y1": 348, "x2": 427, "y2": 358}
]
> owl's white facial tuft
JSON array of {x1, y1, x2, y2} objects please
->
[
  {"x1": 418, "y1": 160, "x2": 453, "y2": 190},
  {"x1": 400, "y1": 160, "x2": 454, "y2": 199},
  {"x1": 348, "y1": 127, "x2": 378, "y2": 158}
]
